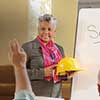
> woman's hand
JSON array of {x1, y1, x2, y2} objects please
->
[
  {"x1": 58, "y1": 71, "x2": 76, "y2": 80},
  {"x1": 8, "y1": 39, "x2": 27, "y2": 69},
  {"x1": 44, "y1": 64, "x2": 57, "y2": 77},
  {"x1": 66, "y1": 71, "x2": 76, "y2": 79}
]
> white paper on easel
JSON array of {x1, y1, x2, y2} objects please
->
[
  {"x1": 71, "y1": 8, "x2": 100, "y2": 100},
  {"x1": 35, "y1": 96, "x2": 64, "y2": 100}
]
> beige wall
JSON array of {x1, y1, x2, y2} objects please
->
[
  {"x1": 52, "y1": 0, "x2": 78, "y2": 57},
  {"x1": 0, "y1": 0, "x2": 78, "y2": 65},
  {"x1": 0, "y1": 0, "x2": 29, "y2": 65}
]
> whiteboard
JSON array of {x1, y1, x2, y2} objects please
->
[
  {"x1": 35, "y1": 96, "x2": 64, "y2": 100},
  {"x1": 71, "y1": 8, "x2": 100, "y2": 100}
]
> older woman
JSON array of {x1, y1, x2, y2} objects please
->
[
  {"x1": 8, "y1": 39, "x2": 64, "y2": 100},
  {"x1": 22, "y1": 14, "x2": 73, "y2": 97}
]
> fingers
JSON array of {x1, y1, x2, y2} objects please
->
[
  {"x1": 66, "y1": 71, "x2": 76, "y2": 79},
  {"x1": 44, "y1": 66, "x2": 53, "y2": 76},
  {"x1": 13, "y1": 39, "x2": 20, "y2": 54},
  {"x1": 9, "y1": 39, "x2": 17, "y2": 54},
  {"x1": 49, "y1": 64, "x2": 57, "y2": 69},
  {"x1": 67, "y1": 72, "x2": 74, "y2": 76},
  {"x1": 15, "y1": 39, "x2": 21, "y2": 53},
  {"x1": 20, "y1": 48, "x2": 25, "y2": 54},
  {"x1": 8, "y1": 40, "x2": 12, "y2": 56},
  {"x1": 9, "y1": 39, "x2": 21, "y2": 54}
]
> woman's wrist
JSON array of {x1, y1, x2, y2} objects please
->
[{"x1": 14, "y1": 64, "x2": 26, "y2": 71}]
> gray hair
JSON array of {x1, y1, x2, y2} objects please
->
[{"x1": 38, "y1": 14, "x2": 57, "y2": 28}]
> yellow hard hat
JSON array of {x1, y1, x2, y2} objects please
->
[{"x1": 56, "y1": 57, "x2": 82, "y2": 75}]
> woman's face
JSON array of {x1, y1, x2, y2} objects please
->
[{"x1": 38, "y1": 21, "x2": 56, "y2": 43}]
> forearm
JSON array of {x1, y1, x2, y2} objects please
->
[{"x1": 14, "y1": 65, "x2": 32, "y2": 92}]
